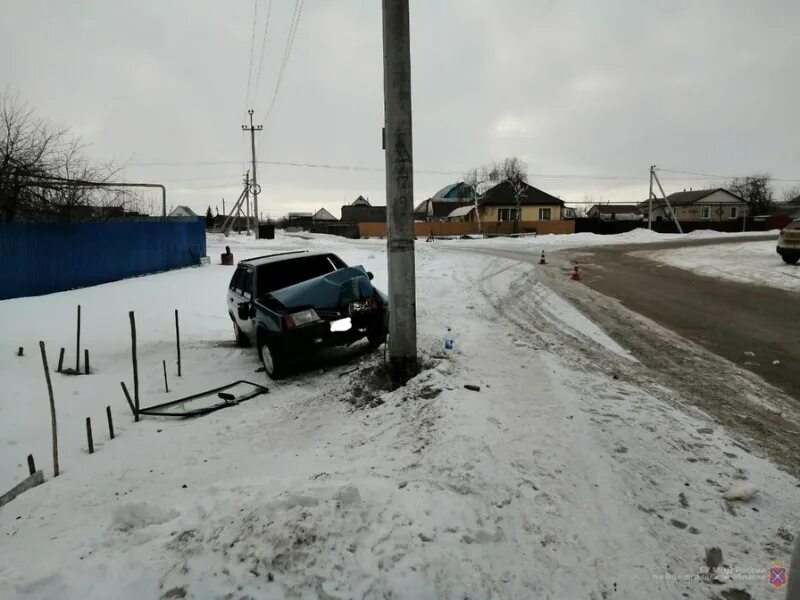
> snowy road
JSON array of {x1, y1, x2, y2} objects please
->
[{"x1": 0, "y1": 232, "x2": 797, "y2": 599}]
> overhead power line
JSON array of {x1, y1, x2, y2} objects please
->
[
  {"x1": 252, "y1": 0, "x2": 273, "y2": 104},
  {"x1": 262, "y1": 0, "x2": 304, "y2": 126},
  {"x1": 657, "y1": 167, "x2": 800, "y2": 183},
  {"x1": 244, "y1": 0, "x2": 259, "y2": 111}
]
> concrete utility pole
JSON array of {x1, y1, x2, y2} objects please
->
[
  {"x1": 382, "y1": 0, "x2": 418, "y2": 384},
  {"x1": 651, "y1": 167, "x2": 684, "y2": 234},
  {"x1": 242, "y1": 109, "x2": 263, "y2": 238}
]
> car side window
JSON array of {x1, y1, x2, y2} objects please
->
[
  {"x1": 240, "y1": 269, "x2": 253, "y2": 299},
  {"x1": 230, "y1": 267, "x2": 245, "y2": 293}
]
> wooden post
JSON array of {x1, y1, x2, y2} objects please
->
[
  {"x1": 17, "y1": 346, "x2": 23, "y2": 356},
  {"x1": 84, "y1": 349, "x2": 90, "y2": 374},
  {"x1": 38, "y1": 341, "x2": 59, "y2": 477},
  {"x1": 175, "y1": 309, "x2": 181, "y2": 377},
  {"x1": 57, "y1": 348, "x2": 65, "y2": 372},
  {"x1": 76, "y1": 304, "x2": 81, "y2": 372},
  {"x1": 106, "y1": 405, "x2": 114, "y2": 439},
  {"x1": 120, "y1": 382, "x2": 137, "y2": 418},
  {"x1": 27, "y1": 454, "x2": 35, "y2": 476},
  {"x1": 129, "y1": 311, "x2": 139, "y2": 422},
  {"x1": 86, "y1": 417, "x2": 94, "y2": 454},
  {"x1": 163, "y1": 360, "x2": 169, "y2": 393}
]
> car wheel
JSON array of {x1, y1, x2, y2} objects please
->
[
  {"x1": 232, "y1": 319, "x2": 250, "y2": 347},
  {"x1": 260, "y1": 339, "x2": 285, "y2": 379},
  {"x1": 367, "y1": 326, "x2": 387, "y2": 348},
  {"x1": 781, "y1": 253, "x2": 800, "y2": 265}
]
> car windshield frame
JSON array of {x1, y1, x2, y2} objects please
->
[{"x1": 255, "y1": 254, "x2": 347, "y2": 298}]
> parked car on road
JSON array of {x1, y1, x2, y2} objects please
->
[
  {"x1": 227, "y1": 250, "x2": 388, "y2": 378},
  {"x1": 777, "y1": 219, "x2": 800, "y2": 264}
]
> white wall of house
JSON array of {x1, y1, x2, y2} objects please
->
[{"x1": 649, "y1": 191, "x2": 748, "y2": 222}]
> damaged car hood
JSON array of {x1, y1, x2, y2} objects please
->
[{"x1": 266, "y1": 266, "x2": 376, "y2": 309}]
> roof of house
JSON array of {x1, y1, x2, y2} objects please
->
[
  {"x1": 432, "y1": 182, "x2": 475, "y2": 199},
  {"x1": 480, "y1": 181, "x2": 565, "y2": 206},
  {"x1": 312, "y1": 208, "x2": 337, "y2": 221},
  {"x1": 168, "y1": 205, "x2": 197, "y2": 217},
  {"x1": 447, "y1": 206, "x2": 475, "y2": 219},
  {"x1": 646, "y1": 188, "x2": 744, "y2": 207},
  {"x1": 287, "y1": 212, "x2": 313, "y2": 218},
  {"x1": 351, "y1": 195, "x2": 370, "y2": 206},
  {"x1": 590, "y1": 204, "x2": 642, "y2": 214}
]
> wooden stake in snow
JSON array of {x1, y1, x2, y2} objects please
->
[
  {"x1": 38, "y1": 341, "x2": 59, "y2": 477},
  {"x1": 84, "y1": 349, "x2": 90, "y2": 374},
  {"x1": 27, "y1": 454, "x2": 35, "y2": 476},
  {"x1": 75, "y1": 305, "x2": 81, "y2": 372},
  {"x1": 120, "y1": 381, "x2": 136, "y2": 418},
  {"x1": 106, "y1": 405, "x2": 114, "y2": 439},
  {"x1": 57, "y1": 348, "x2": 65, "y2": 372},
  {"x1": 175, "y1": 309, "x2": 181, "y2": 377},
  {"x1": 129, "y1": 311, "x2": 140, "y2": 422},
  {"x1": 85, "y1": 417, "x2": 94, "y2": 454},
  {"x1": 163, "y1": 360, "x2": 169, "y2": 393}
]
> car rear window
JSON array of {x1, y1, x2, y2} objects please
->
[{"x1": 256, "y1": 254, "x2": 346, "y2": 297}]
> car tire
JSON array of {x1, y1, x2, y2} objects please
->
[
  {"x1": 781, "y1": 253, "x2": 800, "y2": 265},
  {"x1": 367, "y1": 326, "x2": 387, "y2": 349},
  {"x1": 260, "y1": 338, "x2": 285, "y2": 379},
  {"x1": 232, "y1": 318, "x2": 251, "y2": 347}
]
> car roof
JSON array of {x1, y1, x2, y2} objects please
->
[{"x1": 239, "y1": 250, "x2": 334, "y2": 267}]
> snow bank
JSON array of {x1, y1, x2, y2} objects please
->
[{"x1": 648, "y1": 240, "x2": 799, "y2": 292}]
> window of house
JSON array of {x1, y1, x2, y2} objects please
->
[
  {"x1": 700, "y1": 206, "x2": 710, "y2": 220},
  {"x1": 497, "y1": 208, "x2": 519, "y2": 222},
  {"x1": 539, "y1": 208, "x2": 551, "y2": 221},
  {"x1": 730, "y1": 206, "x2": 738, "y2": 219}
]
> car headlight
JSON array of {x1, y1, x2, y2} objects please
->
[{"x1": 285, "y1": 309, "x2": 321, "y2": 328}]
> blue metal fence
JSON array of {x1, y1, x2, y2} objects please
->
[{"x1": 0, "y1": 219, "x2": 207, "y2": 300}]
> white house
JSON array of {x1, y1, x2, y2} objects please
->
[{"x1": 641, "y1": 189, "x2": 747, "y2": 223}]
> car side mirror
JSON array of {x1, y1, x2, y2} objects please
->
[
  {"x1": 367, "y1": 271, "x2": 374, "y2": 280},
  {"x1": 237, "y1": 302, "x2": 250, "y2": 320}
]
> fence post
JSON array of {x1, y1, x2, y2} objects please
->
[
  {"x1": 86, "y1": 417, "x2": 94, "y2": 454},
  {"x1": 129, "y1": 311, "x2": 139, "y2": 422},
  {"x1": 106, "y1": 406, "x2": 114, "y2": 440},
  {"x1": 38, "y1": 341, "x2": 59, "y2": 477}
]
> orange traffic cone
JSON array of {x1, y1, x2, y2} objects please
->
[
  {"x1": 571, "y1": 265, "x2": 581, "y2": 281},
  {"x1": 539, "y1": 250, "x2": 546, "y2": 265}
]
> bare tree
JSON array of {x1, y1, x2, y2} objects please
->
[
  {"x1": 782, "y1": 184, "x2": 800, "y2": 204},
  {"x1": 728, "y1": 173, "x2": 774, "y2": 216},
  {"x1": 463, "y1": 163, "x2": 501, "y2": 234},
  {"x1": 0, "y1": 92, "x2": 143, "y2": 222},
  {"x1": 499, "y1": 157, "x2": 528, "y2": 233}
]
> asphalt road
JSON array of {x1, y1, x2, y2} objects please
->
[{"x1": 563, "y1": 235, "x2": 800, "y2": 401}]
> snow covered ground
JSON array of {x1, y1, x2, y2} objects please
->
[
  {"x1": 647, "y1": 239, "x2": 800, "y2": 292},
  {"x1": 0, "y1": 230, "x2": 797, "y2": 599}
]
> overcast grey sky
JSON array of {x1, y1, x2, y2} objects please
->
[{"x1": 2, "y1": 1, "x2": 799, "y2": 217}]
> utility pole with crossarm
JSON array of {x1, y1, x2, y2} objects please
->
[{"x1": 242, "y1": 109, "x2": 263, "y2": 238}]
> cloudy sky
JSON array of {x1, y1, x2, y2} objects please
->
[{"x1": 2, "y1": 1, "x2": 799, "y2": 218}]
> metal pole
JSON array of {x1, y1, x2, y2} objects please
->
[
  {"x1": 382, "y1": 0, "x2": 418, "y2": 384},
  {"x1": 245, "y1": 171, "x2": 251, "y2": 235},
  {"x1": 648, "y1": 165, "x2": 654, "y2": 230}
]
